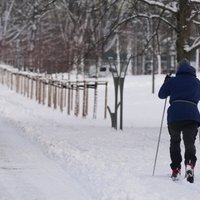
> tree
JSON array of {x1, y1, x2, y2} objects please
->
[
  {"x1": 129, "y1": 0, "x2": 200, "y2": 62},
  {"x1": 2, "y1": 0, "x2": 200, "y2": 75}
]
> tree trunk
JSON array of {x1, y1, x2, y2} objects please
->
[{"x1": 176, "y1": 0, "x2": 192, "y2": 62}]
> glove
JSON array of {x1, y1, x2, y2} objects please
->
[{"x1": 164, "y1": 74, "x2": 171, "y2": 83}]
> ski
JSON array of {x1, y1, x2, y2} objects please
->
[{"x1": 171, "y1": 168, "x2": 181, "y2": 182}]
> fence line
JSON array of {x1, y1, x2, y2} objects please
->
[{"x1": 0, "y1": 67, "x2": 108, "y2": 119}]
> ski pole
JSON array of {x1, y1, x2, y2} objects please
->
[{"x1": 152, "y1": 97, "x2": 167, "y2": 176}]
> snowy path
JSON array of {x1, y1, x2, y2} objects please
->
[
  {"x1": 0, "y1": 116, "x2": 91, "y2": 200},
  {"x1": 2, "y1": 72, "x2": 200, "y2": 199}
]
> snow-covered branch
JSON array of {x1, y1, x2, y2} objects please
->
[
  {"x1": 185, "y1": 37, "x2": 200, "y2": 52},
  {"x1": 191, "y1": 0, "x2": 200, "y2": 3},
  {"x1": 138, "y1": 0, "x2": 177, "y2": 13},
  {"x1": 113, "y1": 13, "x2": 177, "y2": 32},
  {"x1": 3, "y1": 0, "x2": 15, "y2": 37}
]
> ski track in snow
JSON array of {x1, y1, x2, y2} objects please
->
[{"x1": 1, "y1": 72, "x2": 200, "y2": 199}]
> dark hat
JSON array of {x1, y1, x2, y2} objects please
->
[
  {"x1": 178, "y1": 58, "x2": 190, "y2": 67},
  {"x1": 176, "y1": 58, "x2": 196, "y2": 77}
]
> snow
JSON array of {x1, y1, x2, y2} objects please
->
[
  {"x1": 191, "y1": 0, "x2": 200, "y2": 3},
  {"x1": 1, "y1": 64, "x2": 200, "y2": 199},
  {"x1": 140, "y1": 0, "x2": 177, "y2": 13},
  {"x1": 0, "y1": 117, "x2": 91, "y2": 200}
]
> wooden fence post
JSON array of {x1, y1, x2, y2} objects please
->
[
  {"x1": 74, "y1": 81, "x2": 80, "y2": 116},
  {"x1": 93, "y1": 82, "x2": 98, "y2": 119},
  {"x1": 60, "y1": 83, "x2": 63, "y2": 112},
  {"x1": 82, "y1": 81, "x2": 87, "y2": 117},
  {"x1": 67, "y1": 82, "x2": 71, "y2": 115},
  {"x1": 104, "y1": 82, "x2": 108, "y2": 119},
  {"x1": 42, "y1": 79, "x2": 46, "y2": 105},
  {"x1": 30, "y1": 77, "x2": 34, "y2": 99},
  {"x1": 48, "y1": 79, "x2": 52, "y2": 108},
  {"x1": 53, "y1": 82, "x2": 57, "y2": 109}
]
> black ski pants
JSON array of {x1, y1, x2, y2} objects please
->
[{"x1": 168, "y1": 120, "x2": 198, "y2": 170}]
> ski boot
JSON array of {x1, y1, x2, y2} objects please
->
[
  {"x1": 185, "y1": 163, "x2": 194, "y2": 183},
  {"x1": 171, "y1": 168, "x2": 181, "y2": 181}
]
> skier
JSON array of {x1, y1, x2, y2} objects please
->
[{"x1": 158, "y1": 59, "x2": 200, "y2": 183}]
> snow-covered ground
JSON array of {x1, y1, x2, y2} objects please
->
[
  {"x1": 0, "y1": 116, "x2": 91, "y2": 200},
  {"x1": 1, "y1": 66, "x2": 200, "y2": 199}
]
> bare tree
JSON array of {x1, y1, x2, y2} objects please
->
[
  {"x1": 2, "y1": 0, "x2": 200, "y2": 75},
  {"x1": 128, "y1": 0, "x2": 200, "y2": 62}
]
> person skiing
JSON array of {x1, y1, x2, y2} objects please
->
[{"x1": 158, "y1": 59, "x2": 200, "y2": 183}]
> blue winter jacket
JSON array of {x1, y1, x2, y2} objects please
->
[{"x1": 158, "y1": 63, "x2": 200, "y2": 125}]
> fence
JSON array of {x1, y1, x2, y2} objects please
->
[{"x1": 0, "y1": 66, "x2": 108, "y2": 119}]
